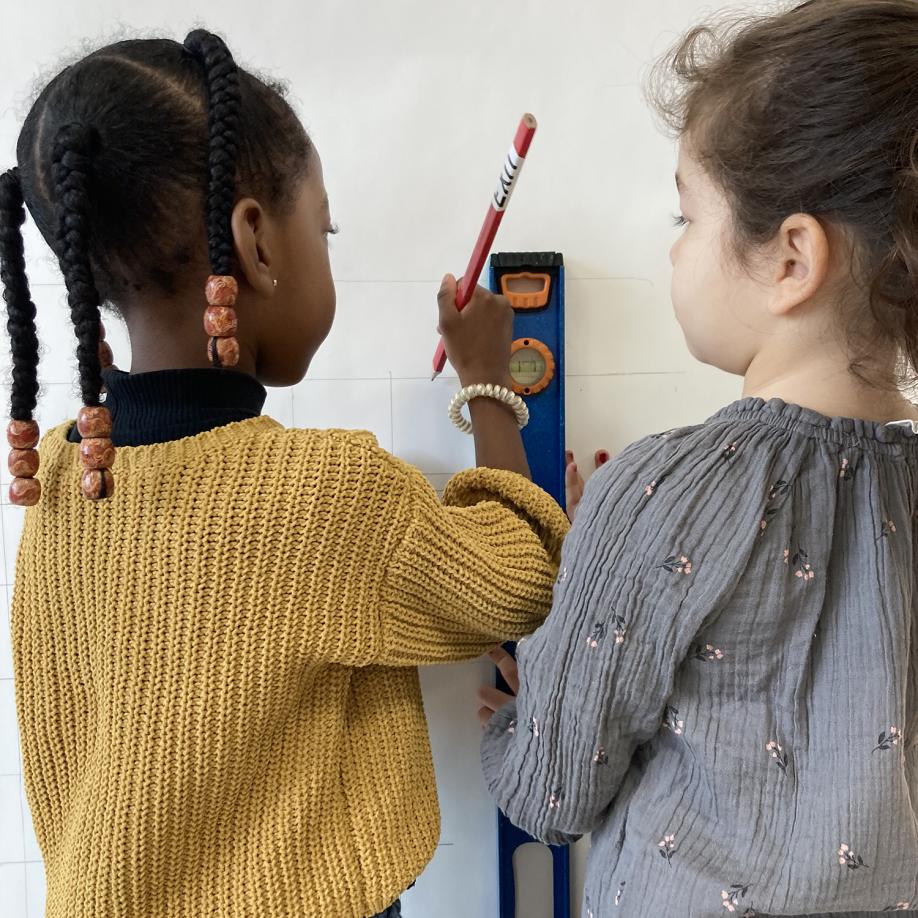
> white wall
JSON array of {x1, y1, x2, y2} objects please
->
[{"x1": 0, "y1": 1, "x2": 755, "y2": 915}]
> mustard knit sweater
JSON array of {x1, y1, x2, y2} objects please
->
[{"x1": 11, "y1": 416, "x2": 569, "y2": 918}]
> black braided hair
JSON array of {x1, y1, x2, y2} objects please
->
[
  {"x1": 0, "y1": 169, "x2": 40, "y2": 423},
  {"x1": 183, "y1": 30, "x2": 241, "y2": 280},
  {"x1": 16, "y1": 34, "x2": 310, "y2": 305},
  {"x1": 52, "y1": 123, "x2": 104, "y2": 409},
  {"x1": 3, "y1": 31, "x2": 312, "y2": 494}
]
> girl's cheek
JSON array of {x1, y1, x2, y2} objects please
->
[{"x1": 670, "y1": 222, "x2": 688, "y2": 256}]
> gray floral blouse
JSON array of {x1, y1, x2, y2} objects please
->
[{"x1": 481, "y1": 398, "x2": 918, "y2": 917}]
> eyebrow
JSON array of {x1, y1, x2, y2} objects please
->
[{"x1": 675, "y1": 172, "x2": 684, "y2": 192}]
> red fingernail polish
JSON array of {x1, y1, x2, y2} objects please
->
[{"x1": 597, "y1": 450, "x2": 610, "y2": 465}]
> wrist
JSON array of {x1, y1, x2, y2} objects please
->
[
  {"x1": 448, "y1": 382, "x2": 529, "y2": 435},
  {"x1": 458, "y1": 368, "x2": 514, "y2": 389},
  {"x1": 466, "y1": 391, "x2": 518, "y2": 421}
]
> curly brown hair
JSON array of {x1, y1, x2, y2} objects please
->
[{"x1": 647, "y1": 0, "x2": 918, "y2": 389}]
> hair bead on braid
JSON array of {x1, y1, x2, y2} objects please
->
[
  {"x1": 9, "y1": 477, "x2": 41, "y2": 506},
  {"x1": 9, "y1": 447, "x2": 39, "y2": 477},
  {"x1": 97, "y1": 319, "x2": 113, "y2": 397},
  {"x1": 183, "y1": 31, "x2": 243, "y2": 369},
  {"x1": 204, "y1": 274, "x2": 239, "y2": 366},
  {"x1": 76, "y1": 404, "x2": 113, "y2": 499},
  {"x1": 76, "y1": 405, "x2": 112, "y2": 438},
  {"x1": 7, "y1": 419, "x2": 40, "y2": 506},
  {"x1": 98, "y1": 319, "x2": 113, "y2": 370},
  {"x1": 80, "y1": 468, "x2": 114, "y2": 500}
]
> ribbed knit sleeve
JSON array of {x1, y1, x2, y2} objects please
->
[
  {"x1": 377, "y1": 462, "x2": 571, "y2": 665},
  {"x1": 269, "y1": 427, "x2": 569, "y2": 668}
]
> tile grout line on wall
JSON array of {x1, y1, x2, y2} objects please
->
[
  {"x1": 388, "y1": 371, "x2": 394, "y2": 452},
  {"x1": 5, "y1": 371, "x2": 688, "y2": 391},
  {"x1": 28, "y1": 276, "x2": 658, "y2": 287}
]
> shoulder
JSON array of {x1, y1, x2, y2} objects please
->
[
  {"x1": 272, "y1": 425, "x2": 380, "y2": 449},
  {"x1": 584, "y1": 402, "x2": 805, "y2": 503},
  {"x1": 271, "y1": 425, "x2": 385, "y2": 463},
  {"x1": 571, "y1": 408, "x2": 806, "y2": 577},
  {"x1": 262, "y1": 425, "x2": 421, "y2": 495}
]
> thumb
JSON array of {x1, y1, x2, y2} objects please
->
[{"x1": 438, "y1": 273, "x2": 458, "y2": 306}]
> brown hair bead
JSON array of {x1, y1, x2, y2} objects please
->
[
  {"x1": 99, "y1": 339, "x2": 114, "y2": 369},
  {"x1": 203, "y1": 306, "x2": 238, "y2": 337},
  {"x1": 205, "y1": 275, "x2": 238, "y2": 306},
  {"x1": 7, "y1": 419, "x2": 39, "y2": 450},
  {"x1": 80, "y1": 437, "x2": 116, "y2": 470},
  {"x1": 10, "y1": 477, "x2": 41, "y2": 507},
  {"x1": 208, "y1": 336, "x2": 240, "y2": 367},
  {"x1": 81, "y1": 468, "x2": 114, "y2": 500},
  {"x1": 77, "y1": 406, "x2": 112, "y2": 439},
  {"x1": 8, "y1": 449, "x2": 39, "y2": 478}
]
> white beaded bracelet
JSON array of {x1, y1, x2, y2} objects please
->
[{"x1": 448, "y1": 384, "x2": 530, "y2": 434}]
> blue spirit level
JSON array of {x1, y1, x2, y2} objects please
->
[{"x1": 489, "y1": 252, "x2": 569, "y2": 918}]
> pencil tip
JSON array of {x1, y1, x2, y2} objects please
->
[{"x1": 430, "y1": 372, "x2": 439, "y2": 382}]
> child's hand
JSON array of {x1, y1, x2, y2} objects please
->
[
  {"x1": 477, "y1": 646, "x2": 520, "y2": 728},
  {"x1": 437, "y1": 273, "x2": 515, "y2": 387},
  {"x1": 565, "y1": 449, "x2": 610, "y2": 523}
]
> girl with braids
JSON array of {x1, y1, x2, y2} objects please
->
[{"x1": 0, "y1": 30, "x2": 569, "y2": 918}]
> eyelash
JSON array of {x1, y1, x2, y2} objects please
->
[
  {"x1": 672, "y1": 214, "x2": 688, "y2": 228},
  {"x1": 326, "y1": 222, "x2": 340, "y2": 237}
]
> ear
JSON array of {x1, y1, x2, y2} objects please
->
[
  {"x1": 230, "y1": 198, "x2": 277, "y2": 298},
  {"x1": 768, "y1": 213, "x2": 830, "y2": 316}
]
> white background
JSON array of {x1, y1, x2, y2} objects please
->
[{"x1": 0, "y1": 1, "x2": 753, "y2": 915}]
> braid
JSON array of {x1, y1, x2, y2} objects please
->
[
  {"x1": 1, "y1": 168, "x2": 43, "y2": 505},
  {"x1": 183, "y1": 30, "x2": 241, "y2": 277},
  {"x1": 0, "y1": 168, "x2": 40, "y2": 422},
  {"x1": 52, "y1": 124, "x2": 115, "y2": 501},
  {"x1": 52, "y1": 122, "x2": 104, "y2": 408}
]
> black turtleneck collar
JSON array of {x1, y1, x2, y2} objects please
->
[{"x1": 66, "y1": 368, "x2": 268, "y2": 446}]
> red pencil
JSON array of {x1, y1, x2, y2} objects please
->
[{"x1": 430, "y1": 113, "x2": 538, "y2": 381}]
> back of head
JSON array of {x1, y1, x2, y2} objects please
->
[
  {"x1": 0, "y1": 30, "x2": 312, "y2": 502},
  {"x1": 648, "y1": 0, "x2": 918, "y2": 389},
  {"x1": 17, "y1": 34, "x2": 310, "y2": 303}
]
